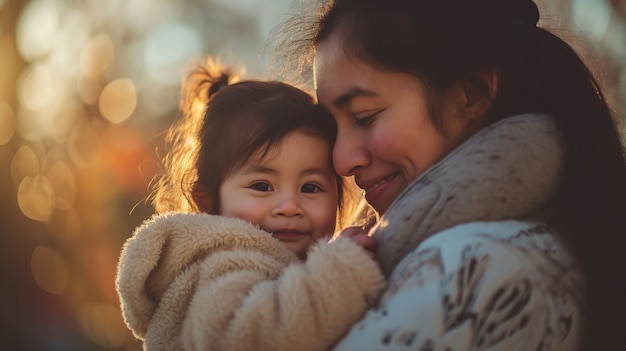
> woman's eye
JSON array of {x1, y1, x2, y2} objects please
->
[
  {"x1": 301, "y1": 183, "x2": 322, "y2": 193},
  {"x1": 355, "y1": 109, "x2": 385, "y2": 127},
  {"x1": 355, "y1": 115, "x2": 375, "y2": 127},
  {"x1": 249, "y1": 182, "x2": 273, "y2": 192}
]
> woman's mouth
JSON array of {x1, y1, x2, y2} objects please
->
[
  {"x1": 359, "y1": 174, "x2": 398, "y2": 213},
  {"x1": 364, "y1": 174, "x2": 396, "y2": 194}
]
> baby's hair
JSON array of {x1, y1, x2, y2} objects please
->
[
  {"x1": 151, "y1": 57, "x2": 359, "y2": 230},
  {"x1": 151, "y1": 58, "x2": 237, "y2": 214}
]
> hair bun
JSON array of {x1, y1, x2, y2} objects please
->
[
  {"x1": 208, "y1": 72, "x2": 231, "y2": 98},
  {"x1": 502, "y1": 0, "x2": 539, "y2": 27},
  {"x1": 514, "y1": 0, "x2": 540, "y2": 27}
]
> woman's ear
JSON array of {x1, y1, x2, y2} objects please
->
[
  {"x1": 461, "y1": 69, "x2": 498, "y2": 120},
  {"x1": 192, "y1": 182, "x2": 213, "y2": 213}
]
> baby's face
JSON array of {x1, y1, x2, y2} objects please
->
[{"x1": 219, "y1": 132, "x2": 338, "y2": 259}]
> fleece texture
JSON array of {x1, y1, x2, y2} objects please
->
[{"x1": 116, "y1": 213, "x2": 385, "y2": 351}]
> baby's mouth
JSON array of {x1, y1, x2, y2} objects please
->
[{"x1": 271, "y1": 230, "x2": 308, "y2": 242}]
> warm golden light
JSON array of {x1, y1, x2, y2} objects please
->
[
  {"x1": 0, "y1": 1, "x2": 622, "y2": 351},
  {"x1": 17, "y1": 174, "x2": 55, "y2": 222},
  {"x1": 46, "y1": 161, "x2": 76, "y2": 210},
  {"x1": 67, "y1": 120, "x2": 103, "y2": 169},
  {"x1": 77, "y1": 75, "x2": 100, "y2": 105},
  {"x1": 48, "y1": 208, "x2": 82, "y2": 241},
  {"x1": 79, "y1": 302, "x2": 127, "y2": 348},
  {"x1": 99, "y1": 78, "x2": 137, "y2": 124},
  {"x1": 10, "y1": 144, "x2": 40, "y2": 186},
  {"x1": 31, "y1": 245, "x2": 69, "y2": 295},
  {"x1": 80, "y1": 33, "x2": 114, "y2": 78},
  {"x1": 15, "y1": 0, "x2": 59, "y2": 62},
  {"x1": 0, "y1": 101, "x2": 16, "y2": 145},
  {"x1": 18, "y1": 63, "x2": 54, "y2": 111}
]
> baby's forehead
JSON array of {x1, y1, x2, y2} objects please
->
[{"x1": 237, "y1": 132, "x2": 334, "y2": 174}]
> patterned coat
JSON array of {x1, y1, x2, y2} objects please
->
[
  {"x1": 333, "y1": 114, "x2": 585, "y2": 351},
  {"x1": 116, "y1": 213, "x2": 385, "y2": 351}
]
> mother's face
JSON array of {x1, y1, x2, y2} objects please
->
[{"x1": 314, "y1": 34, "x2": 475, "y2": 214}]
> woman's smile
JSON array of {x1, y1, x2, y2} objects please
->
[
  {"x1": 316, "y1": 33, "x2": 468, "y2": 214},
  {"x1": 356, "y1": 173, "x2": 397, "y2": 208}
]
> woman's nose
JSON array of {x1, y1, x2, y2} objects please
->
[
  {"x1": 271, "y1": 195, "x2": 304, "y2": 217},
  {"x1": 333, "y1": 131, "x2": 369, "y2": 176}
]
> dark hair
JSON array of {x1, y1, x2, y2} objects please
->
[
  {"x1": 274, "y1": 1, "x2": 626, "y2": 349},
  {"x1": 152, "y1": 58, "x2": 354, "y2": 227}
]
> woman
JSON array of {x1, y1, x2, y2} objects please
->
[{"x1": 274, "y1": 0, "x2": 626, "y2": 349}]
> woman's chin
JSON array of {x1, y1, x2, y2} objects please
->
[{"x1": 365, "y1": 194, "x2": 394, "y2": 215}]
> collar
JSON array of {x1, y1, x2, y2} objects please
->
[{"x1": 373, "y1": 114, "x2": 564, "y2": 275}]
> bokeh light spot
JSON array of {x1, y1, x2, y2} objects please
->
[
  {"x1": 76, "y1": 76, "x2": 100, "y2": 105},
  {"x1": 79, "y1": 302, "x2": 127, "y2": 348},
  {"x1": 0, "y1": 101, "x2": 16, "y2": 145},
  {"x1": 31, "y1": 245, "x2": 69, "y2": 295},
  {"x1": 10, "y1": 144, "x2": 40, "y2": 186},
  {"x1": 80, "y1": 33, "x2": 114, "y2": 78},
  {"x1": 572, "y1": 0, "x2": 611, "y2": 42},
  {"x1": 18, "y1": 64, "x2": 62, "y2": 111},
  {"x1": 17, "y1": 89, "x2": 73, "y2": 143},
  {"x1": 48, "y1": 100, "x2": 84, "y2": 144},
  {"x1": 68, "y1": 120, "x2": 103, "y2": 169},
  {"x1": 99, "y1": 78, "x2": 137, "y2": 124},
  {"x1": 18, "y1": 63, "x2": 54, "y2": 111},
  {"x1": 144, "y1": 21, "x2": 202, "y2": 84},
  {"x1": 46, "y1": 161, "x2": 76, "y2": 210},
  {"x1": 16, "y1": 0, "x2": 60, "y2": 62},
  {"x1": 18, "y1": 175, "x2": 55, "y2": 222}
]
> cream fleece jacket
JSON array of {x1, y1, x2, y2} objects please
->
[{"x1": 116, "y1": 213, "x2": 385, "y2": 351}]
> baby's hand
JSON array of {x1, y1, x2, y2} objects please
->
[{"x1": 335, "y1": 226, "x2": 378, "y2": 262}]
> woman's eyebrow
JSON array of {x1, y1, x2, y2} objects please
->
[{"x1": 333, "y1": 86, "x2": 378, "y2": 108}]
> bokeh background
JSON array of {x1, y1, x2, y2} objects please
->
[{"x1": 0, "y1": 0, "x2": 624, "y2": 350}]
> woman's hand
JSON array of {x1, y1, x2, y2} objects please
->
[{"x1": 334, "y1": 226, "x2": 378, "y2": 262}]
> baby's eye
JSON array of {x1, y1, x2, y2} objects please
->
[
  {"x1": 301, "y1": 183, "x2": 323, "y2": 194},
  {"x1": 249, "y1": 182, "x2": 273, "y2": 192}
]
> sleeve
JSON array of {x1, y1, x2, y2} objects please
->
[
  {"x1": 330, "y1": 221, "x2": 585, "y2": 351},
  {"x1": 181, "y1": 236, "x2": 386, "y2": 351},
  {"x1": 115, "y1": 212, "x2": 300, "y2": 351}
]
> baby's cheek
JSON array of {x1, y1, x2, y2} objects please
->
[{"x1": 305, "y1": 198, "x2": 338, "y2": 242}]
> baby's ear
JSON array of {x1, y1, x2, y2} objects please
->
[{"x1": 192, "y1": 182, "x2": 213, "y2": 213}]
